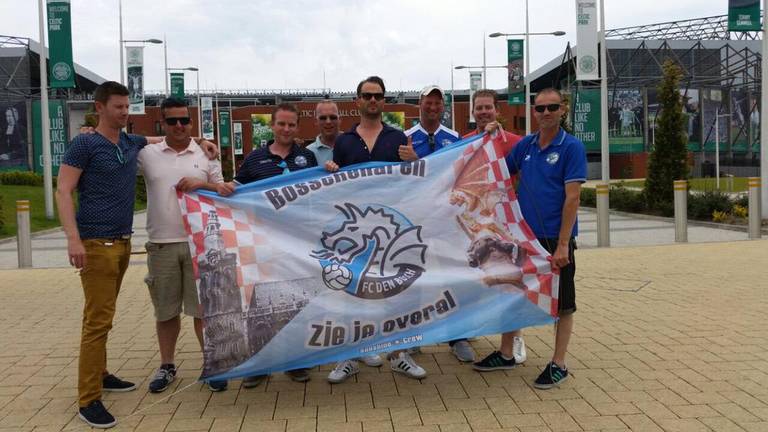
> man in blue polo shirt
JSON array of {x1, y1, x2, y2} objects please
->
[{"x1": 493, "y1": 87, "x2": 586, "y2": 389}]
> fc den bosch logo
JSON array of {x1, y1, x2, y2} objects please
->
[{"x1": 310, "y1": 203, "x2": 427, "y2": 300}]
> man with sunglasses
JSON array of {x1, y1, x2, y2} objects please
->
[
  {"x1": 464, "y1": 89, "x2": 529, "y2": 372},
  {"x1": 324, "y1": 76, "x2": 426, "y2": 382},
  {"x1": 482, "y1": 88, "x2": 586, "y2": 390},
  {"x1": 306, "y1": 100, "x2": 340, "y2": 165},
  {"x1": 137, "y1": 97, "x2": 234, "y2": 395}
]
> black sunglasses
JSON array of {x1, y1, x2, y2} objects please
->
[
  {"x1": 534, "y1": 104, "x2": 561, "y2": 113},
  {"x1": 164, "y1": 117, "x2": 191, "y2": 126},
  {"x1": 318, "y1": 115, "x2": 339, "y2": 121},
  {"x1": 360, "y1": 92, "x2": 385, "y2": 101}
]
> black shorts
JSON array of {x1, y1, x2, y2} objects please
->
[{"x1": 537, "y1": 238, "x2": 577, "y2": 315}]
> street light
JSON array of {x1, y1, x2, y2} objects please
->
[
  {"x1": 490, "y1": 19, "x2": 566, "y2": 135},
  {"x1": 168, "y1": 67, "x2": 201, "y2": 134}
]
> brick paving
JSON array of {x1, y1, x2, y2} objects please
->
[{"x1": 0, "y1": 239, "x2": 766, "y2": 431}]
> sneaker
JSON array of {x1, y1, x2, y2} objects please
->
[
  {"x1": 207, "y1": 380, "x2": 228, "y2": 392},
  {"x1": 328, "y1": 360, "x2": 359, "y2": 383},
  {"x1": 285, "y1": 368, "x2": 311, "y2": 383},
  {"x1": 242, "y1": 375, "x2": 266, "y2": 388},
  {"x1": 534, "y1": 361, "x2": 569, "y2": 389},
  {"x1": 102, "y1": 374, "x2": 136, "y2": 392},
  {"x1": 472, "y1": 351, "x2": 516, "y2": 371},
  {"x1": 513, "y1": 336, "x2": 527, "y2": 363},
  {"x1": 148, "y1": 364, "x2": 176, "y2": 393},
  {"x1": 78, "y1": 400, "x2": 116, "y2": 429},
  {"x1": 450, "y1": 340, "x2": 476, "y2": 362},
  {"x1": 390, "y1": 352, "x2": 426, "y2": 379},
  {"x1": 360, "y1": 354, "x2": 383, "y2": 367}
]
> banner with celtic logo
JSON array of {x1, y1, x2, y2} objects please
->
[
  {"x1": 179, "y1": 132, "x2": 559, "y2": 380},
  {"x1": 507, "y1": 39, "x2": 524, "y2": 105},
  {"x1": 575, "y1": 0, "x2": 599, "y2": 81},
  {"x1": 46, "y1": 0, "x2": 75, "y2": 88}
]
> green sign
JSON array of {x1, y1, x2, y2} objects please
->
[
  {"x1": 571, "y1": 88, "x2": 600, "y2": 152},
  {"x1": 507, "y1": 39, "x2": 524, "y2": 105},
  {"x1": 218, "y1": 111, "x2": 231, "y2": 148},
  {"x1": 47, "y1": 1, "x2": 75, "y2": 88},
  {"x1": 170, "y1": 73, "x2": 185, "y2": 98},
  {"x1": 728, "y1": 0, "x2": 761, "y2": 31},
  {"x1": 32, "y1": 100, "x2": 67, "y2": 175}
]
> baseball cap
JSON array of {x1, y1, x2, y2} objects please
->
[{"x1": 420, "y1": 85, "x2": 444, "y2": 99}]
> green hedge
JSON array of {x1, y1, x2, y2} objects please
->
[
  {"x1": 0, "y1": 171, "x2": 47, "y2": 186},
  {"x1": 0, "y1": 191, "x2": 4, "y2": 232}
]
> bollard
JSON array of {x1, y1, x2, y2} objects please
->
[
  {"x1": 748, "y1": 177, "x2": 761, "y2": 239},
  {"x1": 726, "y1": 174, "x2": 734, "y2": 192},
  {"x1": 673, "y1": 180, "x2": 688, "y2": 243},
  {"x1": 596, "y1": 182, "x2": 610, "y2": 247},
  {"x1": 16, "y1": 200, "x2": 32, "y2": 268}
]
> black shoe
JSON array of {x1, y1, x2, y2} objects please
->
[
  {"x1": 472, "y1": 351, "x2": 516, "y2": 371},
  {"x1": 148, "y1": 364, "x2": 176, "y2": 393},
  {"x1": 78, "y1": 400, "x2": 116, "y2": 429},
  {"x1": 208, "y1": 380, "x2": 228, "y2": 392},
  {"x1": 534, "y1": 361, "x2": 569, "y2": 389},
  {"x1": 285, "y1": 368, "x2": 311, "y2": 382},
  {"x1": 242, "y1": 375, "x2": 266, "y2": 389},
  {"x1": 102, "y1": 374, "x2": 136, "y2": 392}
]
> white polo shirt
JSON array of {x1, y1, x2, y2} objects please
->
[{"x1": 138, "y1": 139, "x2": 223, "y2": 243}]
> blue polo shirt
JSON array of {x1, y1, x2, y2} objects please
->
[
  {"x1": 505, "y1": 128, "x2": 587, "y2": 239},
  {"x1": 62, "y1": 131, "x2": 147, "y2": 239},
  {"x1": 333, "y1": 123, "x2": 406, "y2": 167},
  {"x1": 235, "y1": 142, "x2": 318, "y2": 184},
  {"x1": 404, "y1": 124, "x2": 460, "y2": 157}
]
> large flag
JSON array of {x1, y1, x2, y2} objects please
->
[
  {"x1": 507, "y1": 39, "x2": 525, "y2": 105},
  {"x1": 178, "y1": 132, "x2": 560, "y2": 381},
  {"x1": 575, "y1": 0, "x2": 599, "y2": 81},
  {"x1": 47, "y1": 0, "x2": 75, "y2": 88}
]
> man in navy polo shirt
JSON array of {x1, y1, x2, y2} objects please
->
[
  {"x1": 325, "y1": 76, "x2": 406, "y2": 171},
  {"x1": 499, "y1": 87, "x2": 586, "y2": 389}
]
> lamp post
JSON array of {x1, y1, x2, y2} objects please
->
[
  {"x1": 489, "y1": 30, "x2": 566, "y2": 135},
  {"x1": 168, "y1": 67, "x2": 201, "y2": 134}
]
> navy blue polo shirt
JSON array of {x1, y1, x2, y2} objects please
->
[
  {"x1": 333, "y1": 123, "x2": 406, "y2": 167},
  {"x1": 62, "y1": 132, "x2": 147, "y2": 239},
  {"x1": 235, "y1": 142, "x2": 318, "y2": 184},
  {"x1": 505, "y1": 128, "x2": 587, "y2": 239}
]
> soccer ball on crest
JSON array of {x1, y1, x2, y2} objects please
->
[{"x1": 322, "y1": 263, "x2": 353, "y2": 290}]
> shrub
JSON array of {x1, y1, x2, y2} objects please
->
[
  {"x1": 610, "y1": 185, "x2": 647, "y2": 213},
  {"x1": 580, "y1": 187, "x2": 596, "y2": 208},
  {"x1": 688, "y1": 190, "x2": 732, "y2": 221},
  {"x1": 732, "y1": 204, "x2": 748, "y2": 219},
  {"x1": 135, "y1": 175, "x2": 147, "y2": 204},
  {"x1": 0, "y1": 171, "x2": 44, "y2": 186}
]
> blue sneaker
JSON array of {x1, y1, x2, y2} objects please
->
[
  {"x1": 534, "y1": 361, "x2": 569, "y2": 389},
  {"x1": 207, "y1": 380, "x2": 228, "y2": 392}
]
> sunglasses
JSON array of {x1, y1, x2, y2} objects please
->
[
  {"x1": 115, "y1": 146, "x2": 125, "y2": 165},
  {"x1": 534, "y1": 104, "x2": 562, "y2": 113},
  {"x1": 164, "y1": 117, "x2": 191, "y2": 126},
  {"x1": 318, "y1": 115, "x2": 339, "y2": 121},
  {"x1": 360, "y1": 92, "x2": 385, "y2": 101}
]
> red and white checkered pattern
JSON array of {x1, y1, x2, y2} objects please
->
[
  {"x1": 177, "y1": 191, "x2": 267, "y2": 304},
  {"x1": 452, "y1": 132, "x2": 560, "y2": 317}
]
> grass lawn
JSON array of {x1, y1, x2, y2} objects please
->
[
  {"x1": 617, "y1": 177, "x2": 748, "y2": 193},
  {"x1": 0, "y1": 185, "x2": 146, "y2": 239}
]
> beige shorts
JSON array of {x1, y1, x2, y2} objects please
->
[{"x1": 144, "y1": 241, "x2": 201, "y2": 321}]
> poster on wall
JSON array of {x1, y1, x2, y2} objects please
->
[
  {"x1": 607, "y1": 89, "x2": 644, "y2": 153},
  {"x1": 702, "y1": 89, "x2": 728, "y2": 152},
  {"x1": 730, "y1": 89, "x2": 749, "y2": 152},
  {"x1": 680, "y1": 89, "x2": 701, "y2": 151},
  {"x1": 126, "y1": 47, "x2": 144, "y2": 115},
  {"x1": 571, "y1": 88, "x2": 600, "y2": 153},
  {"x1": 201, "y1": 97, "x2": 214, "y2": 140},
  {"x1": 0, "y1": 101, "x2": 29, "y2": 171},
  {"x1": 32, "y1": 100, "x2": 67, "y2": 175},
  {"x1": 251, "y1": 114, "x2": 273, "y2": 148},
  {"x1": 382, "y1": 112, "x2": 405, "y2": 130},
  {"x1": 233, "y1": 122, "x2": 243, "y2": 155}
]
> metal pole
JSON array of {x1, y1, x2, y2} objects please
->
[
  {"x1": 215, "y1": 91, "x2": 221, "y2": 159},
  {"x1": 118, "y1": 0, "x2": 124, "y2": 84},
  {"x1": 715, "y1": 114, "x2": 720, "y2": 189},
  {"x1": 748, "y1": 177, "x2": 762, "y2": 238},
  {"x1": 38, "y1": 0, "x2": 54, "y2": 220},
  {"x1": 196, "y1": 71, "x2": 202, "y2": 137},
  {"x1": 450, "y1": 63, "x2": 455, "y2": 131},
  {"x1": 524, "y1": 0, "x2": 531, "y2": 135},
  {"x1": 674, "y1": 180, "x2": 688, "y2": 243},
  {"x1": 482, "y1": 33, "x2": 487, "y2": 89},
  {"x1": 16, "y1": 200, "x2": 32, "y2": 268},
  {"x1": 599, "y1": 0, "x2": 610, "y2": 182},
  {"x1": 163, "y1": 33, "x2": 168, "y2": 96},
  {"x1": 229, "y1": 98, "x2": 236, "y2": 177},
  {"x1": 762, "y1": 0, "x2": 768, "y2": 218},
  {"x1": 596, "y1": 182, "x2": 610, "y2": 247}
]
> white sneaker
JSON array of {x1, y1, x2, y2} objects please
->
[
  {"x1": 359, "y1": 354, "x2": 383, "y2": 367},
  {"x1": 328, "y1": 360, "x2": 359, "y2": 383},
  {"x1": 513, "y1": 336, "x2": 527, "y2": 363},
  {"x1": 390, "y1": 352, "x2": 426, "y2": 379}
]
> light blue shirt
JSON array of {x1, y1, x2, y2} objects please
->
[{"x1": 306, "y1": 136, "x2": 335, "y2": 165}]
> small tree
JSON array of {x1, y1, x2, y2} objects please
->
[{"x1": 644, "y1": 60, "x2": 689, "y2": 210}]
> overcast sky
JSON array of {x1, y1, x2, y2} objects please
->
[{"x1": 1, "y1": 0, "x2": 738, "y2": 93}]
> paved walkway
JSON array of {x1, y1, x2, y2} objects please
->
[{"x1": 1, "y1": 239, "x2": 766, "y2": 431}]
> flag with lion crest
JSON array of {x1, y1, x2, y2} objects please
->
[{"x1": 179, "y1": 131, "x2": 559, "y2": 381}]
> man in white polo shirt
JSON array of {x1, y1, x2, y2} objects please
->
[{"x1": 138, "y1": 97, "x2": 234, "y2": 394}]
